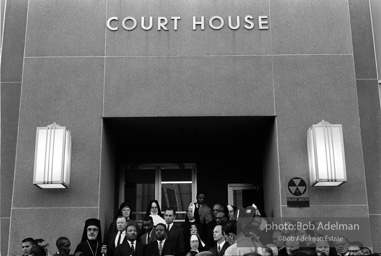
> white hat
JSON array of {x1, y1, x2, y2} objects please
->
[{"x1": 191, "y1": 235, "x2": 198, "y2": 241}]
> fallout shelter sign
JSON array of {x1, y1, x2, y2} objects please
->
[{"x1": 287, "y1": 176, "x2": 310, "y2": 207}]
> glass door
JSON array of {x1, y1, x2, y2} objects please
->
[
  {"x1": 120, "y1": 164, "x2": 197, "y2": 224},
  {"x1": 227, "y1": 183, "x2": 260, "y2": 208}
]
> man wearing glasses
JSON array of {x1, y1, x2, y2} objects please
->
[{"x1": 74, "y1": 218, "x2": 107, "y2": 256}]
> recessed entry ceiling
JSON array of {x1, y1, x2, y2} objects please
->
[{"x1": 105, "y1": 116, "x2": 275, "y2": 146}]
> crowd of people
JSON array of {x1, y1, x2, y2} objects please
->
[{"x1": 20, "y1": 192, "x2": 379, "y2": 256}]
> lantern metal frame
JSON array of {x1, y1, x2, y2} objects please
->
[
  {"x1": 33, "y1": 122, "x2": 72, "y2": 189},
  {"x1": 307, "y1": 120, "x2": 347, "y2": 186}
]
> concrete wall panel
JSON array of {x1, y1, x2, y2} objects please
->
[
  {"x1": 8, "y1": 208, "x2": 99, "y2": 256},
  {"x1": 1, "y1": 218, "x2": 10, "y2": 256},
  {"x1": 282, "y1": 205, "x2": 369, "y2": 218},
  {"x1": 263, "y1": 121, "x2": 281, "y2": 218},
  {"x1": 273, "y1": 55, "x2": 367, "y2": 207},
  {"x1": 99, "y1": 123, "x2": 116, "y2": 233},
  {"x1": 370, "y1": 215, "x2": 381, "y2": 252},
  {"x1": 349, "y1": 0, "x2": 378, "y2": 79},
  {"x1": 1, "y1": 83, "x2": 21, "y2": 217},
  {"x1": 12, "y1": 57, "x2": 104, "y2": 208},
  {"x1": 25, "y1": 0, "x2": 107, "y2": 57},
  {"x1": 271, "y1": 0, "x2": 352, "y2": 54},
  {"x1": 0, "y1": 0, "x2": 28, "y2": 82},
  {"x1": 356, "y1": 80, "x2": 381, "y2": 215},
  {"x1": 104, "y1": 56, "x2": 274, "y2": 117}
]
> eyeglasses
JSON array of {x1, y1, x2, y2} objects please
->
[{"x1": 87, "y1": 228, "x2": 99, "y2": 232}]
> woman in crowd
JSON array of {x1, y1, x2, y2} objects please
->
[
  {"x1": 186, "y1": 235, "x2": 202, "y2": 256},
  {"x1": 183, "y1": 203, "x2": 202, "y2": 252},
  {"x1": 145, "y1": 199, "x2": 165, "y2": 226},
  {"x1": 227, "y1": 204, "x2": 237, "y2": 220},
  {"x1": 187, "y1": 223, "x2": 207, "y2": 253},
  {"x1": 107, "y1": 201, "x2": 139, "y2": 238}
]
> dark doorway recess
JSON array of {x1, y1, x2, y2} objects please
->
[{"x1": 104, "y1": 116, "x2": 275, "y2": 216}]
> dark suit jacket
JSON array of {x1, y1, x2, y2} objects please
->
[
  {"x1": 144, "y1": 239, "x2": 177, "y2": 256},
  {"x1": 196, "y1": 203, "x2": 213, "y2": 225},
  {"x1": 108, "y1": 231, "x2": 127, "y2": 256},
  {"x1": 279, "y1": 247, "x2": 288, "y2": 256},
  {"x1": 114, "y1": 240, "x2": 145, "y2": 256},
  {"x1": 167, "y1": 224, "x2": 185, "y2": 255},
  {"x1": 205, "y1": 220, "x2": 217, "y2": 249},
  {"x1": 209, "y1": 241, "x2": 230, "y2": 256},
  {"x1": 139, "y1": 230, "x2": 156, "y2": 245}
]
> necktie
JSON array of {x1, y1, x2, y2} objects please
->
[
  {"x1": 167, "y1": 224, "x2": 170, "y2": 231},
  {"x1": 147, "y1": 232, "x2": 150, "y2": 244},
  {"x1": 131, "y1": 241, "x2": 134, "y2": 252},
  {"x1": 217, "y1": 244, "x2": 221, "y2": 252},
  {"x1": 115, "y1": 231, "x2": 121, "y2": 247},
  {"x1": 159, "y1": 241, "x2": 163, "y2": 254}
]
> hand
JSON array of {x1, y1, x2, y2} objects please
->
[{"x1": 101, "y1": 245, "x2": 107, "y2": 255}]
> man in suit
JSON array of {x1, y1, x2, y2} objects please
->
[
  {"x1": 140, "y1": 216, "x2": 156, "y2": 245},
  {"x1": 206, "y1": 204, "x2": 227, "y2": 249},
  {"x1": 209, "y1": 225, "x2": 230, "y2": 256},
  {"x1": 194, "y1": 192, "x2": 213, "y2": 226},
  {"x1": 164, "y1": 208, "x2": 185, "y2": 256},
  {"x1": 108, "y1": 216, "x2": 128, "y2": 256},
  {"x1": 115, "y1": 224, "x2": 145, "y2": 256},
  {"x1": 144, "y1": 223, "x2": 177, "y2": 256}
]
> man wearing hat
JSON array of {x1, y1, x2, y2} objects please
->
[{"x1": 74, "y1": 218, "x2": 107, "y2": 256}]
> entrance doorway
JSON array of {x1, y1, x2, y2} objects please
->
[
  {"x1": 228, "y1": 184, "x2": 261, "y2": 208},
  {"x1": 104, "y1": 116, "x2": 277, "y2": 222},
  {"x1": 119, "y1": 163, "x2": 197, "y2": 222}
]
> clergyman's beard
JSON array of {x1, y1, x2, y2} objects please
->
[{"x1": 88, "y1": 236, "x2": 97, "y2": 240}]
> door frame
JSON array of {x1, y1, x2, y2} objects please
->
[
  {"x1": 227, "y1": 183, "x2": 259, "y2": 206},
  {"x1": 118, "y1": 163, "x2": 197, "y2": 221}
]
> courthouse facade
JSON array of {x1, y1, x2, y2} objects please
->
[{"x1": 1, "y1": 0, "x2": 381, "y2": 255}]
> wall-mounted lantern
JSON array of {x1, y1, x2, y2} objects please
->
[
  {"x1": 307, "y1": 120, "x2": 347, "y2": 186},
  {"x1": 33, "y1": 123, "x2": 72, "y2": 189}
]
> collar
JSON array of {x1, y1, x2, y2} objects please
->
[
  {"x1": 218, "y1": 240, "x2": 226, "y2": 248},
  {"x1": 157, "y1": 239, "x2": 166, "y2": 244}
]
